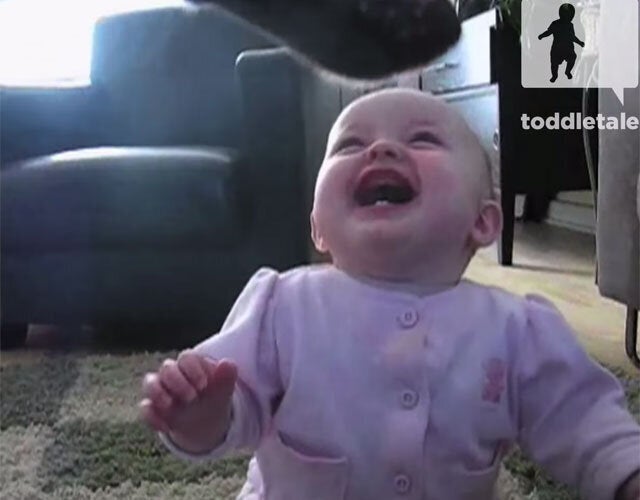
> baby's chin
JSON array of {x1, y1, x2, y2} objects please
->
[
  {"x1": 334, "y1": 250, "x2": 431, "y2": 286},
  {"x1": 333, "y1": 231, "x2": 429, "y2": 269},
  {"x1": 348, "y1": 220, "x2": 419, "y2": 249}
]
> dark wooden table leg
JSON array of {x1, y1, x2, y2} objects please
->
[
  {"x1": 625, "y1": 307, "x2": 639, "y2": 370},
  {"x1": 498, "y1": 190, "x2": 514, "y2": 266}
]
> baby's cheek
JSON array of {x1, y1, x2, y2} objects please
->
[
  {"x1": 312, "y1": 190, "x2": 345, "y2": 247},
  {"x1": 422, "y1": 164, "x2": 459, "y2": 190},
  {"x1": 423, "y1": 173, "x2": 477, "y2": 235},
  {"x1": 423, "y1": 172, "x2": 460, "y2": 212}
]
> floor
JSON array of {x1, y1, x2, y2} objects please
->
[{"x1": 465, "y1": 221, "x2": 638, "y2": 374}]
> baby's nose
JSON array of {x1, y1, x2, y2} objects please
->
[{"x1": 367, "y1": 140, "x2": 404, "y2": 161}]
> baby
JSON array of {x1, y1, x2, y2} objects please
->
[{"x1": 139, "y1": 88, "x2": 640, "y2": 500}]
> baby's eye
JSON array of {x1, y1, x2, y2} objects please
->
[
  {"x1": 333, "y1": 137, "x2": 365, "y2": 154},
  {"x1": 409, "y1": 131, "x2": 441, "y2": 147}
]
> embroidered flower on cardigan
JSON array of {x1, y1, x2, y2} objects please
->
[{"x1": 482, "y1": 358, "x2": 506, "y2": 404}]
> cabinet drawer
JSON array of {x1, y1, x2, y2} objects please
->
[
  {"x1": 437, "y1": 85, "x2": 500, "y2": 188},
  {"x1": 422, "y1": 9, "x2": 496, "y2": 94}
]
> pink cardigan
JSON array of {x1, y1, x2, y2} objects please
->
[{"x1": 161, "y1": 265, "x2": 640, "y2": 500}]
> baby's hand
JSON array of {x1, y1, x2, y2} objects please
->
[{"x1": 139, "y1": 350, "x2": 237, "y2": 454}]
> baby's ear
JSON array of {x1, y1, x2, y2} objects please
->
[
  {"x1": 469, "y1": 199, "x2": 503, "y2": 249},
  {"x1": 310, "y1": 213, "x2": 328, "y2": 253}
]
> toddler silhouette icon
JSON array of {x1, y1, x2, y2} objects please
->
[{"x1": 538, "y1": 3, "x2": 585, "y2": 82}]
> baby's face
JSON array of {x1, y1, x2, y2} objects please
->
[{"x1": 311, "y1": 89, "x2": 496, "y2": 279}]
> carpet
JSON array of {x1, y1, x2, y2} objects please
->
[{"x1": 1, "y1": 349, "x2": 638, "y2": 499}]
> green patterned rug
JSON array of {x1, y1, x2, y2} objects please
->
[{"x1": 1, "y1": 349, "x2": 637, "y2": 499}]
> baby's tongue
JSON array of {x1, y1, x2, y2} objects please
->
[{"x1": 362, "y1": 185, "x2": 408, "y2": 205}]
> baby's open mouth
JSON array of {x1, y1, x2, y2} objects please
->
[{"x1": 353, "y1": 169, "x2": 417, "y2": 207}]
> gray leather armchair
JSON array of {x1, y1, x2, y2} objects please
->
[{"x1": 0, "y1": 8, "x2": 309, "y2": 348}]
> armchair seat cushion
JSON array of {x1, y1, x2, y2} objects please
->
[{"x1": 1, "y1": 146, "x2": 245, "y2": 253}]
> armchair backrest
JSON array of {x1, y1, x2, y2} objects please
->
[{"x1": 91, "y1": 6, "x2": 272, "y2": 148}]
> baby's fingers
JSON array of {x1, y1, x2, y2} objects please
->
[
  {"x1": 141, "y1": 372, "x2": 173, "y2": 410},
  {"x1": 177, "y1": 350, "x2": 208, "y2": 393},
  {"x1": 139, "y1": 398, "x2": 170, "y2": 434},
  {"x1": 159, "y1": 359, "x2": 198, "y2": 403}
]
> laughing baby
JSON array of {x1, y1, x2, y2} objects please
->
[{"x1": 140, "y1": 88, "x2": 640, "y2": 500}]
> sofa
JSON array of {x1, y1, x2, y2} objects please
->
[{"x1": 0, "y1": 7, "x2": 310, "y2": 348}]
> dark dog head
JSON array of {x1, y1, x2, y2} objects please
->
[{"x1": 187, "y1": 0, "x2": 461, "y2": 79}]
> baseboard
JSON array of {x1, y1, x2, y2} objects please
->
[
  {"x1": 555, "y1": 190, "x2": 595, "y2": 206},
  {"x1": 546, "y1": 193, "x2": 596, "y2": 234}
]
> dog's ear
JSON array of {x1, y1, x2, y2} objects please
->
[{"x1": 187, "y1": 0, "x2": 461, "y2": 79}]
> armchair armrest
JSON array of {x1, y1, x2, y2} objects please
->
[
  {"x1": 597, "y1": 85, "x2": 639, "y2": 368},
  {"x1": 596, "y1": 85, "x2": 640, "y2": 311},
  {"x1": 235, "y1": 47, "x2": 309, "y2": 267}
]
